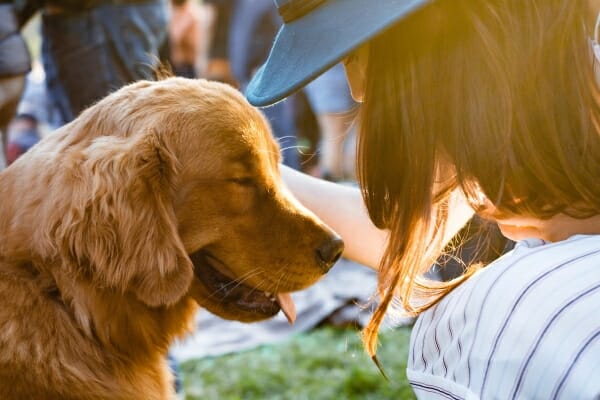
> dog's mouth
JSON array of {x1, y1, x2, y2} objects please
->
[{"x1": 189, "y1": 250, "x2": 296, "y2": 324}]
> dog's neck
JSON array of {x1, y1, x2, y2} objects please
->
[
  {"x1": 49, "y1": 261, "x2": 198, "y2": 359},
  {"x1": 0, "y1": 254, "x2": 196, "y2": 364}
]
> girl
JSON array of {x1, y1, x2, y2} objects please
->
[{"x1": 247, "y1": 0, "x2": 600, "y2": 398}]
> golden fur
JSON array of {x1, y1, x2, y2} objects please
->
[{"x1": 0, "y1": 78, "x2": 342, "y2": 399}]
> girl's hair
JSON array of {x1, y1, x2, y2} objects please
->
[{"x1": 358, "y1": 0, "x2": 600, "y2": 359}]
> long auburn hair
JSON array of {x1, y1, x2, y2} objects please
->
[{"x1": 358, "y1": 0, "x2": 600, "y2": 360}]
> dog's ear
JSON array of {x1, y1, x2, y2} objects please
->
[{"x1": 55, "y1": 130, "x2": 193, "y2": 307}]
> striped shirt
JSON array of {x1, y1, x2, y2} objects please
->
[{"x1": 407, "y1": 234, "x2": 600, "y2": 400}]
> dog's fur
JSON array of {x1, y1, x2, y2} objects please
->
[{"x1": 0, "y1": 78, "x2": 342, "y2": 399}]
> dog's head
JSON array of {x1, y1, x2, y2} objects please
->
[{"x1": 18, "y1": 78, "x2": 342, "y2": 323}]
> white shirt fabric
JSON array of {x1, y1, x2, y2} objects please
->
[{"x1": 407, "y1": 234, "x2": 600, "y2": 400}]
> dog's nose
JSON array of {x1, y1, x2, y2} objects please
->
[{"x1": 316, "y1": 237, "x2": 344, "y2": 272}]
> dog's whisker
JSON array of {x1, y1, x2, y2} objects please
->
[
  {"x1": 232, "y1": 268, "x2": 266, "y2": 286},
  {"x1": 224, "y1": 270, "x2": 266, "y2": 293},
  {"x1": 213, "y1": 274, "x2": 261, "y2": 295},
  {"x1": 299, "y1": 152, "x2": 318, "y2": 164},
  {"x1": 271, "y1": 264, "x2": 289, "y2": 295},
  {"x1": 205, "y1": 269, "x2": 262, "y2": 299},
  {"x1": 274, "y1": 135, "x2": 297, "y2": 142},
  {"x1": 279, "y1": 145, "x2": 309, "y2": 153},
  {"x1": 208, "y1": 268, "x2": 265, "y2": 297},
  {"x1": 298, "y1": 148, "x2": 317, "y2": 156},
  {"x1": 229, "y1": 267, "x2": 263, "y2": 284}
]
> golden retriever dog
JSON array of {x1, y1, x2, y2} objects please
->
[{"x1": 0, "y1": 78, "x2": 343, "y2": 399}]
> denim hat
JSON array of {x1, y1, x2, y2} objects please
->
[{"x1": 246, "y1": 0, "x2": 430, "y2": 107}]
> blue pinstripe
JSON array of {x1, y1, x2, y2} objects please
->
[
  {"x1": 407, "y1": 235, "x2": 600, "y2": 400},
  {"x1": 552, "y1": 329, "x2": 600, "y2": 399},
  {"x1": 510, "y1": 283, "x2": 600, "y2": 398},
  {"x1": 480, "y1": 248, "x2": 600, "y2": 395}
]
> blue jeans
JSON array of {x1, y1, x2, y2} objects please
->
[{"x1": 41, "y1": 0, "x2": 168, "y2": 123}]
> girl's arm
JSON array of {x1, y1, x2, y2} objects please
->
[
  {"x1": 280, "y1": 165, "x2": 475, "y2": 270},
  {"x1": 281, "y1": 165, "x2": 387, "y2": 269}
]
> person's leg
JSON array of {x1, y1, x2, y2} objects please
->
[
  {"x1": 41, "y1": 9, "x2": 115, "y2": 122},
  {"x1": 343, "y1": 124, "x2": 357, "y2": 180},
  {"x1": 41, "y1": 0, "x2": 168, "y2": 123},
  {"x1": 303, "y1": 63, "x2": 356, "y2": 181},
  {"x1": 0, "y1": 3, "x2": 30, "y2": 168},
  {"x1": 228, "y1": 0, "x2": 274, "y2": 84},
  {"x1": 96, "y1": 0, "x2": 169, "y2": 83},
  {"x1": 314, "y1": 112, "x2": 353, "y2": 181}
]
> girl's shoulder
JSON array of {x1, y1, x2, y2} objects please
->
[
  {"x1": 463, "y1": 234, "x2": 600, "y2": 300},
  {"x1": 408, "y1": 234, "x2": 600, "y2": 400}
]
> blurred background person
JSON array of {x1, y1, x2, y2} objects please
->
[
  {"x1": 202, "y1": 0, "x2": 300, "y2": 168},
  {"x1": 0, "y1": 0, "x2": 31, "y2": 169},
  {"x1": 202, "y1": 0, "x2": 237, "y2": 86},
  {"x1": 228, "y1": 0, "x2": 301, "y2": 169},
  {"x1": 304, "y1": 64, "x2": 357, "y2": 182},
  {"x1": 169, "y1": 0, "x2": 202, "y2": 78},
  {"x1": 5, "y1": 63, "x2": 62, "y2": 165},
  {"x1": 236, "y1": 2, "x2": 357, "y2": 179},
  {"x1": 5, "y1": 112, "x2": 39, "y2": 165},
  {"x1": 39, "y1": 0, "x2": 169, "y2": 125}
]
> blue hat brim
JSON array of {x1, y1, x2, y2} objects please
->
[{"x1": 246, "y1": 0, "x2": 430, "y2": 107}]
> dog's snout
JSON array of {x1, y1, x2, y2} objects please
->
[{"x1": 316, "y1": 236, "x2": 344, "y2": 272}]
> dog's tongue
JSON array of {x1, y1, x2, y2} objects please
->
[{"x1": 275, "y1": 293, "x2": 296, "y2": 324}]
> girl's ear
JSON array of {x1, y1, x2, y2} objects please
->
[
  {"x1": 591, "y1": 40, "x2": 600, "y2": 87},
  {"x1": 343, "y1": 43, "x2": 369, "y2": 102},
  {"x1": 53, "y1": 130, "x2": 193, "y2": 307}
]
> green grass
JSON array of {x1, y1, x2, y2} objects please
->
[{"x1": 180, "y1": 326, "x2": 416, "y2": 400}]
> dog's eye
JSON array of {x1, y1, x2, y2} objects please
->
[{"x1": 230, "y1": 177, "x2": 254, "y2": 186}]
